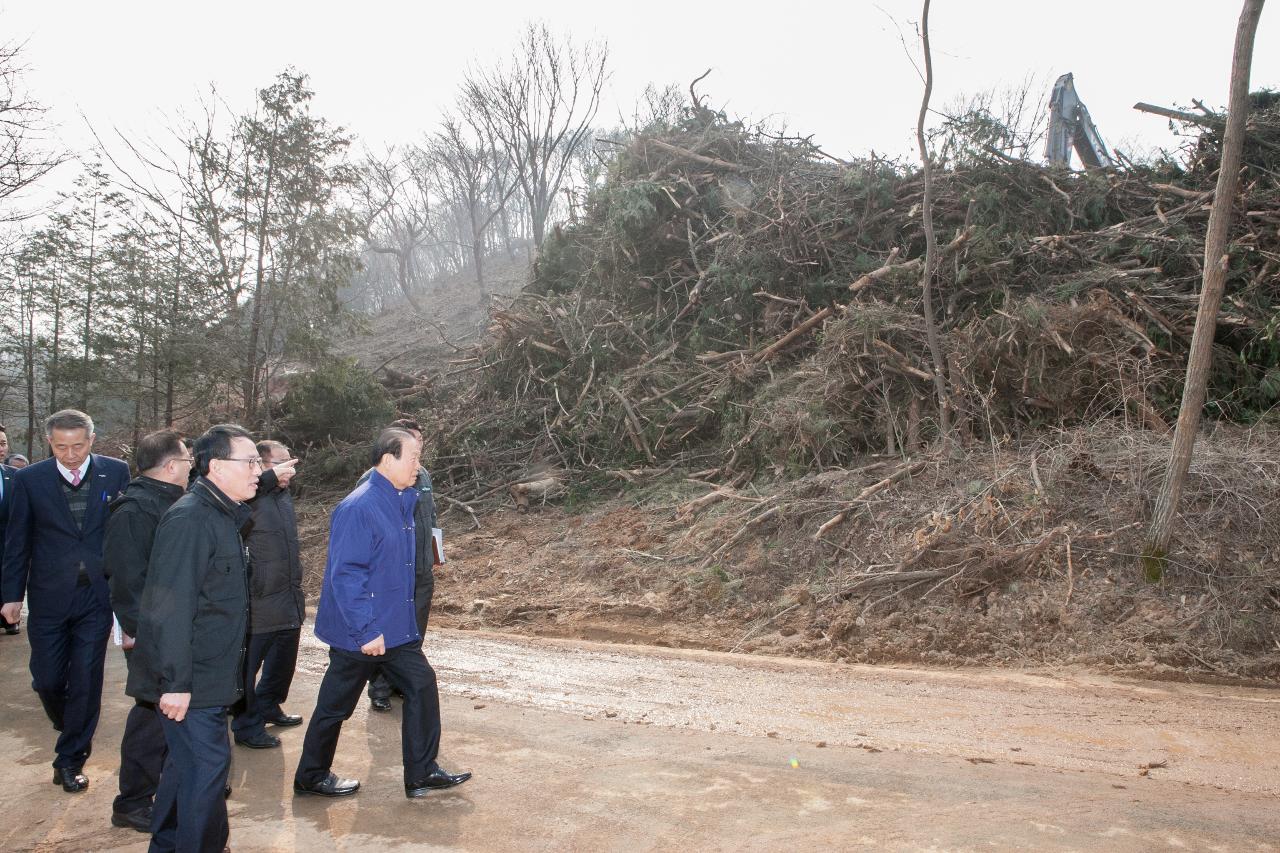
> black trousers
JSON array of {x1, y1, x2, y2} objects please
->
[
  {"x1": 26, "y1": 583, "x2": 111, "y2": 769},
  {"x1": 115, "y1": 647, "x2": 167, "y2": 814},
  {"x1": 296, "y1": 642, "x2": 442, "y2": 787},
  {"x1": 151, "y1": 705, "x2": 230, "y2": 853},
  {"x1": 114, "y1": 697, "x2": 166, "y2": 814},
  {"x1": 369, "y1": 575, "x2": 433, "y2": 700},
  {"x1": 231, "y1": 628, "x2": 300, "y2": 738}
]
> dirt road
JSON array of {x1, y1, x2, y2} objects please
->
[{"x1": 2, "y1": 627, "x2": 1277, "y2": 851}]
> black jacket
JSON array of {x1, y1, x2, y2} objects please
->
[
  {"x1": 105, "y1": 476, "x2": 186, "y2": 638},
  {"x1": 244, "y1": 469, "x2": 303, "y2": 635},
  {"x1": 126, "y1": 477, "x2": 251, "y2": 708}
]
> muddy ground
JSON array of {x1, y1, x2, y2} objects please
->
[{"x1": 3, "y1": 624, "x2": 1278, "y2": 851}]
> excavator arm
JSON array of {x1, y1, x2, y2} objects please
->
[{"x1": 1046, "y1": 73, "x2": 1115, "y2": 169}]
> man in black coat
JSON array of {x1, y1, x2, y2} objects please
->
[
  {"x1": 103, "y1": 429, "x2": 192, "y2": 832},
  {"x1": 127, "y1": 424, "x2": 259, "y2": 853},
  {"x1": 0, "y1": 422, "x2": 17, "y2": 635},
  {"x1": 1, "y1": 410, "x2": 130, "y2": 793},
  {"x1": 231, "y1": 439, "x2": 305, "y2": 749},
  {"x1": 364, "y1": 418, "x2": 437, "y2": 712}
]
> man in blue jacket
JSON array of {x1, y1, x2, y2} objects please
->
[
  {"x1": 294, "y1": 428, "x2": 470, "y2": 799},
  {"x1": 362, "y1": 418, "x2": 437, "y2": 713},
  {"x1": 1, "y1": 409, "x2": 130, "y2": 792}
]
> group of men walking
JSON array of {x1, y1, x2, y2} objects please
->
[{"x1": 0, "y1": 412, "x2": 469, "y2": 852}]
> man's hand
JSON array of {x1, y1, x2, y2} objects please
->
[
  {"x1": 0, "y1": 602, "x2": 21, "y2": 625},
  {"x1": 360, "y1": 634, "x2": 385, "y2": 656},
  {"x1": 159, "y1": 692, "x2": 191, "y2": 722},
  {"x1": 121, "y1": 632, "x2": 136, "y2": 650},
  {"x1": 273, "y1": 458, "x2": 299, "y2": 487}
]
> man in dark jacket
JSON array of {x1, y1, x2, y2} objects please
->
[
  {"x1": 127, "y1": 424, "x2": 259, "y2": 853},
  {"x1": 231, "y1": 439, "x2": 304, "y2": 749},
  {"x1": 294, "y1": 428, "x2": 469, "y2": 799},
  {"x1": 103, "y1": 429, "x2": 192, "y2": 832},
  {"x1": 364, "y1": 418, "x2": 437, "y2": 712},
  {"x1": 1, "y1": 409, "x2": 130, "y2": 793}
]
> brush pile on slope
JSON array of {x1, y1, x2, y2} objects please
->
[
  {"x1": 405, "y1": 105, "x2": 1280, "y2": 676},
  {"x1": 432, "y1": 106, "x2": 1280, "y2": 489}
]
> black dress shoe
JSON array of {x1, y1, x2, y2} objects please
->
[
  {"x1": 225, "y1": 784, "x2": 232, "y2": 799},
  {"x1": 265, "y1": 711, "x2": 303, "y2": 727},
  {"x1": 370, "y1": 697, "x2": 392, "y2": 713},
  {"x1": 52, "y1": 767, "x2": 89, "y2": 793},
  {"x1": 293, "y1": 773, "x2": 360, "y2": 797},
  {"x1": 234, "y1": 731, "x2": 281, "y2": 749},
  {"x1": 2, "y1": 625, "x2": 18, "y2": 635},
  {"x1": 111, "y1": 806, "x2": 152, "y2": 832},
  {"x1": 405, "y1": 767, "x2": 472, "y2": 797}
]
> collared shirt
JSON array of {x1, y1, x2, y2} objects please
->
[{"x1": 55, "y1": 458, "x2": 89, "y2": 485}]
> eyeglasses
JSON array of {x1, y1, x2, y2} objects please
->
[
  {"x1": 169, "y1": 456, "x2": 195, "y2": 466},
  {"x1": 221, "y1": 456, "x2": 264, "y2": 470}
]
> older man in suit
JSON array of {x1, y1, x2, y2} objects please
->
[
  {"x1": 0, "y1": 423, "x2": 16, "y2": 635},
  {"x1": 1, "y1": 410, "x2": 130, "y2": 792}
]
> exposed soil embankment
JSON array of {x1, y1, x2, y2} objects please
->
[{"x1": 297, "y1": 423, "x2": 1280, "y2": 685}]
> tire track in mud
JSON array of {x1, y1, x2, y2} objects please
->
[{"x1": 299, "y1": 626, "x2": 1280, "y2": 796}]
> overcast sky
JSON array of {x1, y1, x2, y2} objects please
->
[{"x1": 4, "y1": 1, "x2": 1277, "y2": 203}]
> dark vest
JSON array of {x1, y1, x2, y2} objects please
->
[
  {"x1": 60, "y1": 461, "x2": 93, "y2": 583},
  {"x1": 61, "y1": 461, "x2": 93, "y2": 528}
]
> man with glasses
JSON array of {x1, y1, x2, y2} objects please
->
[
  {"x1": 232, "y1": 439, "x2": 305, "y2": 749},
  {"x1": 1, "y1": 409, "x2": 130, "y2": 794},
  {"x1": 127, "y1": 424, "x2": 259, "y2": 852},
  {"x1": 104, "y1": 429, "x2": 192, "y2": 832}
]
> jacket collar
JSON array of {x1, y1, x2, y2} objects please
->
[
  {"x1": 368, "y1": 469, "x2": 418, "y2": 512},
  {"x1": 55, "y1": 454, "x2": 94, "y2": 483},
  {"x1": 136, "y1": 475, "x2": 187, "y2": 500},
  {"x1": 192, "y1": 476, "x2": 252, "y2": 527},
  {"x1": 367, "y1": 468, "x2": 402, "y2": 495}
]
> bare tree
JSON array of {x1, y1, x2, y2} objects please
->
[
  {"x1": 0, "y1": 39, "x2": 65, "y2": 222},
  {"x1": 425, "y1": 110, "x2": 519, "y2": 295},
  {"x1": 359, "y1": 147, "x2": 435, "y2": 311},
  {"x1": 1141, "y1": 0, "x2": 1266, "y2": 580},
  {"x1": 462, "y1": 22, "x2": 608, "y2": 249},
  {"x1": 931, "y1": 73, "x2": 1052, "y2": 167},
  {"x1": 914, "y1": 0, "x2": 953, "y2": 447}
]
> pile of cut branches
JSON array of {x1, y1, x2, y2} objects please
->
[{"x1": 424, "y1": 104, "x2": 1280, "y2": 502}]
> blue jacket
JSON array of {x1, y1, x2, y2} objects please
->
[
  {"x1": 1, "y1": 454, "x2": 130, "y2": 618},
  {"x1": 314, "y1": 469, "x2": 419, "y2": 653}
]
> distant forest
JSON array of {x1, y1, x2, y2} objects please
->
[{"x1": 0, "y1": 23, "x2": 634, "y2": 454}]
